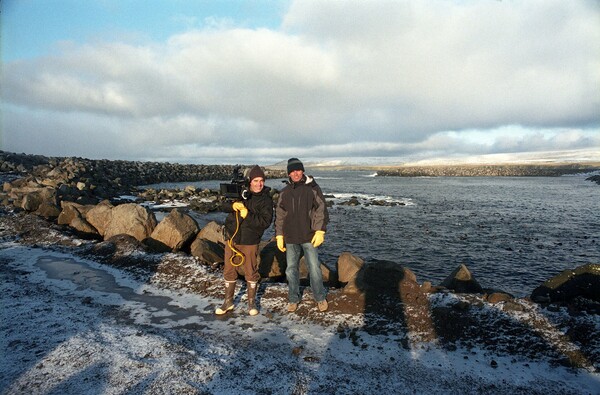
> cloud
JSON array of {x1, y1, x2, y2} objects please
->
[{"x1": 2, "y1": 0, "x2": 599, "y2": 164}]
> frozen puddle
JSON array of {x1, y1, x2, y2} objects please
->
[{"x1": 36, "y1": 255, "x2": 215, "y2": 329}]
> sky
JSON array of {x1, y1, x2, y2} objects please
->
[{"x1": 1, "y1": 0, "x2": 599, "y2": 165}]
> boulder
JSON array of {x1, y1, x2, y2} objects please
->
[
  {"x1": 337, "y1": 252, "x2": 364, "y2": 283},
  {"x1": 197, "y1": 221, "x2": 225, "y2": 245},
  {"x1": 349, "y1": 259, "x2": 420, "y2": 301},
  {"x1": 440, "y1": 264, "x2": 483, "y2": 293},
  {"x1": 103, "y1": 203, "x2": 157, "y2": 242},
  {"x1": 86, "y1": 201, "x2": 114, "y2": 236},
  {"x1": 21, "y1": 192, "x2": 44, "y2": 212},
  {"x1": 57, "y1": 201, "x2": 91, "y2": 225},
  {"x1": 35, "y1": 201, "x2": 61, "y2": 219},
  {"x1": 11, "y1": 185, "x2": 56, "y2": 212},
  {"x1": 190, "y1": 238, "x2": 224, "y2": 264},
  {"x1": 486, "y1": 292, "x2": 513, "y2": 304},
  {"x1": 531, "y1": 263, "x2": 600, "y2": 303},
  {"x1": 70, "y1": 215, "x2": 100, "y2": 236},
  {"x1": 149, "y1": 209, "x2": 199, "y2": 252},
  {"x1": 257, "y1": 240, "x2": 287, "y2": 278}
]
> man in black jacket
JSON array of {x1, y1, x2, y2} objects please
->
[
  {"x1": 275, "y1": 158, "x2": 329, "y2": 312},
  {"x1": 215, "y1": 165, "x2": 273, "y2": 316}
]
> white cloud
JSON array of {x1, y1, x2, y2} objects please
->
[{"x1": 2, "y1": 0, "x2": 599, "y2": 164}]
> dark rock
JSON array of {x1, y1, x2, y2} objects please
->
[
  {"x1": 190, "y1": 238, "x2": 224, "y2": 264},
  {"x1": 531, "y1": 263, "x2": 600, "y2": 303},
  {"x1": 586, "y1": 175, "x2": 600, "y2": 185},
  {"x1": 353, "y1": 259, "x2": 421, "y2": 302},
  {"x1": 440, "y1": 264, "x2": 483, "y2": 294},
  {"x1": 257, "y1": 240, "x2": 287, "y2": 279}
]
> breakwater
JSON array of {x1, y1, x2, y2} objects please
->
[
  {"x1": 0, "y1": 151, "x2": 285, "y2": 197},
  {"x1": 376, "y1": 163, "x2": 600, "y2": 177}
]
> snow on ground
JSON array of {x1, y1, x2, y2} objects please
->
[{"x1": 1, "y1": 241, "x2": 599, "y2": 395}]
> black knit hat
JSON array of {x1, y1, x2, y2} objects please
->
[
  {"x1": 247, "y1": 165, "x2": 265, "y2": 181},
  {"x1": 287, "y1": 158, "x2": 305, "y2": 174}
]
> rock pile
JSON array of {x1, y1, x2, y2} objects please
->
[{"x1": 0, "y1": 150, "x2": 285, "y2": 203}]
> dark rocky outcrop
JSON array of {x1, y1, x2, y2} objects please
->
[
  {"x1": 531, "y1": 263, "x2": 600, "y2": 303},
  {"x1": 586, "y1": 175, "x2": 600, "y2": 185}
]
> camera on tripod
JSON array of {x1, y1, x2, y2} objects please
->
[{"x1": 220, "y1": 166, "x2": 249, "y2": 200}]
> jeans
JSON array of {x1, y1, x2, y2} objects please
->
[{"x1": 285, "y1": 243, "x2": 327, "y2": 303}]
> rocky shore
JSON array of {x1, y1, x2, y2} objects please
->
[
  {"x1": 1, "y1": 150, "x2": 599, "y2": 373},
  {"x1": 376, "y1": 163, "x2": 600, "y2": 177}
]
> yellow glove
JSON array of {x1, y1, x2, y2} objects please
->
[
  {"x1": 311, "y1": 230, "x2": 325, "y2": 247},
  {"x1": 276, "y1": 235, "x2": 286, "y2": 252},
  {"x1": 232, "y1": 202, "x2": 248, "y2": 218}
]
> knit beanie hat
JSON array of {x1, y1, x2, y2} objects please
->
[
  {"x1": 247, "y1": 165, "x2": 266, "y2": 181},
  {"x1": 287, "y1": 158, "x2": 305, "y2": 174}
]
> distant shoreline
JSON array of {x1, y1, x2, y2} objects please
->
[
  {"x1": 2, "y1": 150, "x2": 599, "y2": 181},
  {"x1": 271, "y1": 162, "x2": 600, "y2": 177}
]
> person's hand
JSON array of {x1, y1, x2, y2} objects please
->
[
  {"x1": 232, "y1": 202, "x2": 248, "y2": 218},
  {"x1": 311, "y1": 230, "x2": 325, "y2": 247},
  {"x1": 276, "y1": 235, "x2": 286, "y2": 252}
]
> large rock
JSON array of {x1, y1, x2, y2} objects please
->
[
  {"x1": 35, "y1": 201, "x2": 61, "y2": 218},
  {"x1": 57, "y1": 201, "x2": 93, "y2": 225},
  {"x1": 352, "y1": 259, "x2": 417, "y2": 292},
  {"x1": 104, "y1": 203, "x2": 157, "y2": 242},
  {"x1": 12, "y1": 185, "x2": 56, "y2": 212},
  {"x1": 197, "y1": 221, "x2": 225, "y2": 245},
  {"x1": 190, "y1": 238, "x2": 224, "y2": 264},
  {"x1": 258, "y1": 240, "x2": 287, "y2": 278},
  {"x1": 348, "y1": 259, "x2": 423, "y2": 304},
  {"x1": 70, "y1": 215, "x2": 100, "y2": 236},
  {"x1": 86, "y1": 200, "x2": 114, "y2": 236},
  {"x1": 21, "y1": 192, "x2": 44, "y2": 212},
  {"x1": 337, "y1": 252, "x2": 364, "y2": 283},
  {"x1": 56, "y1": 201, "x2": 99, "y2": 236},
  {"x1": 440, "y1": 264, "x2": 483, "y2": 293},
  {"x1": 149, "y1": 209, "x2": 199, "y2": 252},
  {"x1": 531, "y1": 263, "x2": 600, "y2": 303}
]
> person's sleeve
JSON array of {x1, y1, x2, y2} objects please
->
[
  {"x1": 311, "y1": 186, "x2": 329, "y2": 232},
  {"x1": 275, "y1": 191, "x2": 287, "y2": 236}
]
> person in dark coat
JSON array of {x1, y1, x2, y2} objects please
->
[
  {"x1": 275, "y1": 158, "x2": 329, "y2": 312},
  {"x1": 215, "y1": 165, "x2": 273, "y2": 316}
]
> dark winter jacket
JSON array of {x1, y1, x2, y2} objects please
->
[
  {"x1": 275, "y1": 175, "x2": 329, "y2": 244},
  {"x1": 224, "y1": 186, "x2": 273, "y2": 245}
]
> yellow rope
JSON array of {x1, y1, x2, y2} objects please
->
[{"x1": 228, "y1": 209, "x2": 245, "y2": 267}]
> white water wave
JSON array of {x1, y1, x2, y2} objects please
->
[{"x1": 328, "y1": 192, "x2": 415, "y2": 206}]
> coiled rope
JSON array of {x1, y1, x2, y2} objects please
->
[{"x1": 227, "y1": 209, "x2": 245, "y2": 267}]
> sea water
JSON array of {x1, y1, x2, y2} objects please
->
[{"x1": 145, "y1": 171, "x2": 600, "y2": 296}]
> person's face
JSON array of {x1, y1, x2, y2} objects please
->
[
  {"x1": 249, "y1": 177, "x2": 264, "y2": 193},
  {"x1": 289, "y1": 170, "x2": 304, "y2": 183}
]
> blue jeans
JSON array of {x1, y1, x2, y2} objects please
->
[{"x1": 285, "y1": 243, "x2": 327, "y2": 303}]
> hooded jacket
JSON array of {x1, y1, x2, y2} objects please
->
[
  {"x1": 275, "y1": 175, "x2": 329, "y2": 244},
  {"x1": 224, "y1": 186, "x2": 273, "y2": 245}
]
